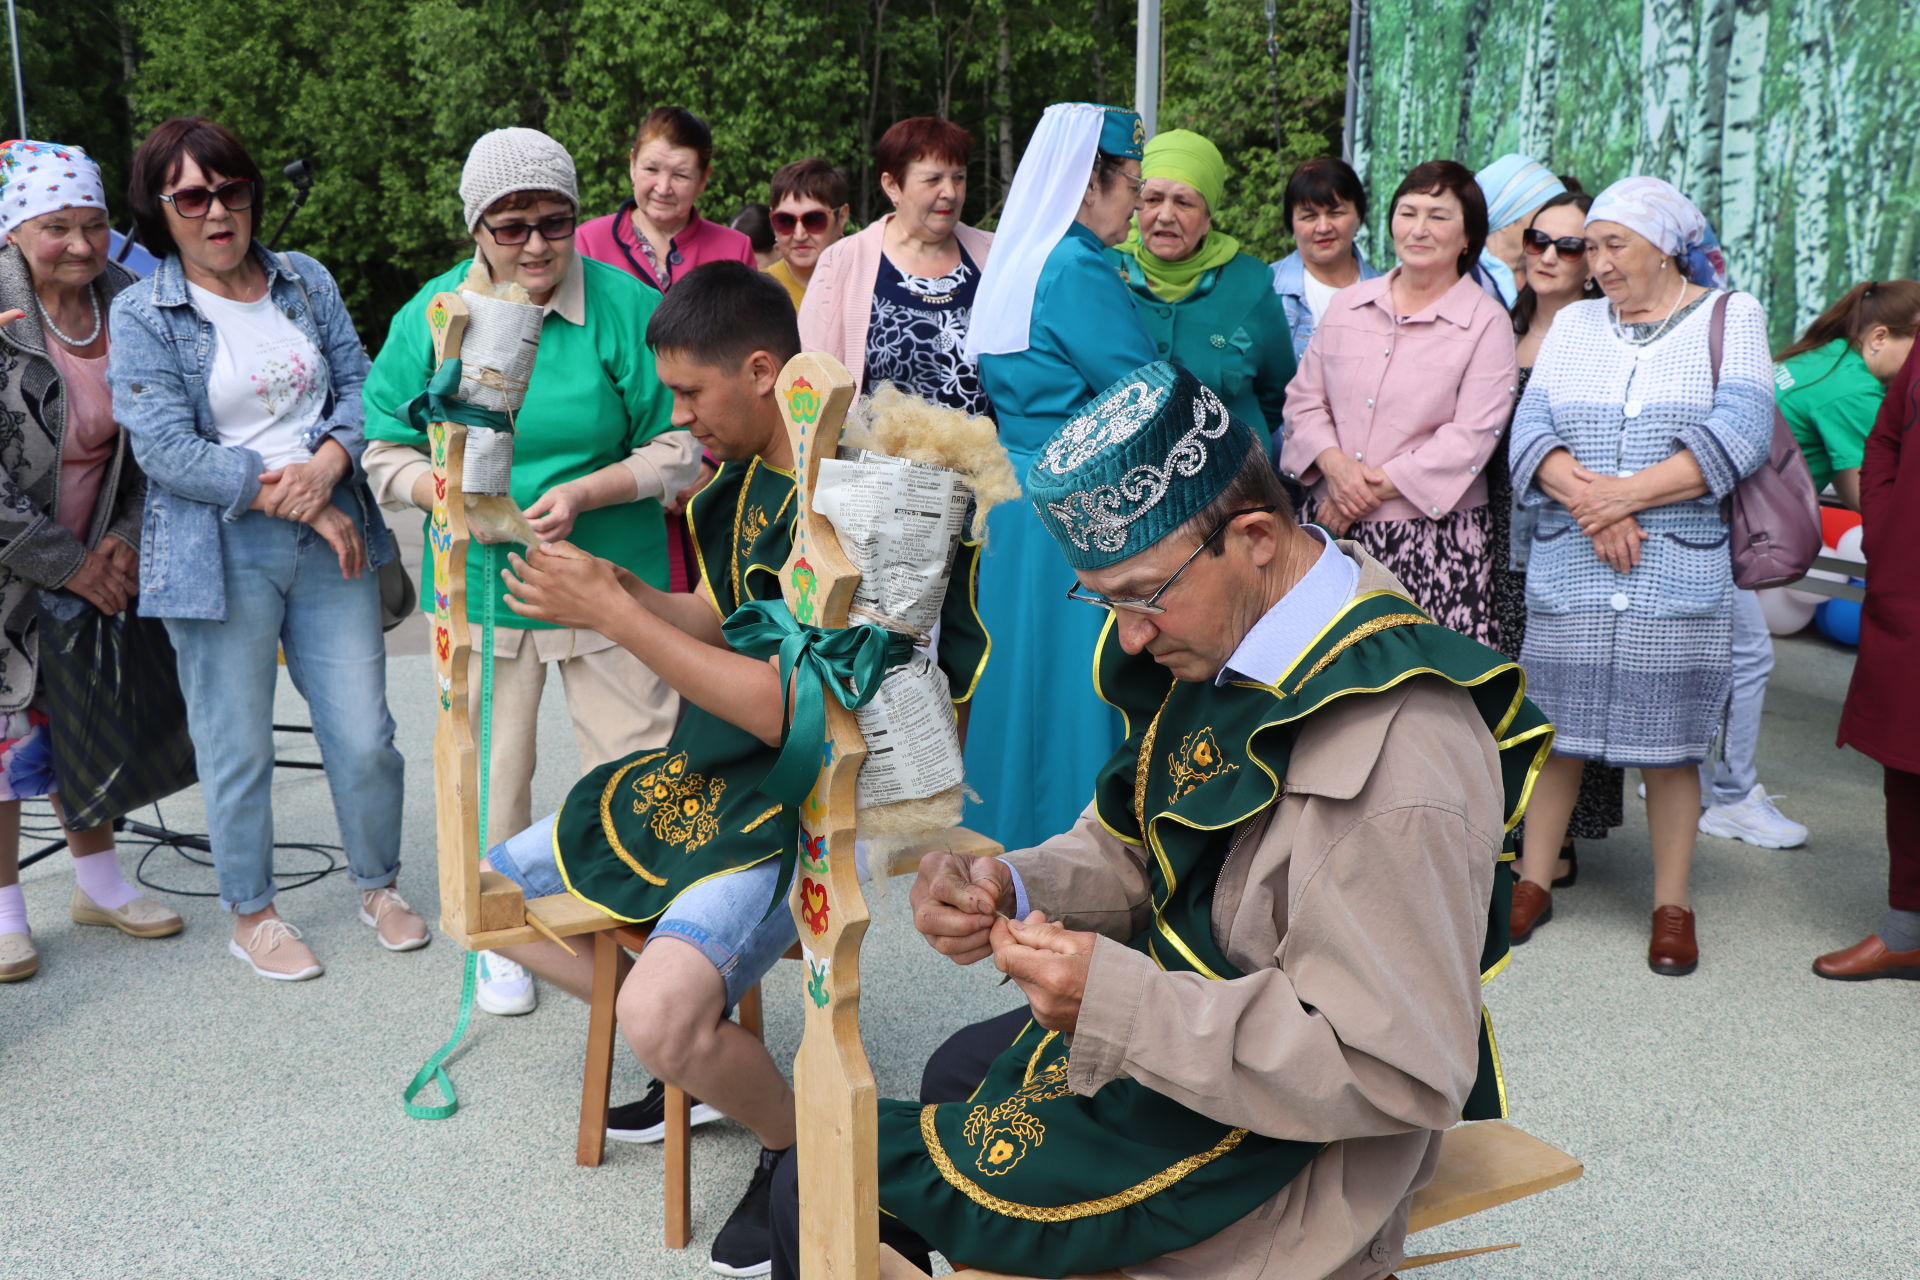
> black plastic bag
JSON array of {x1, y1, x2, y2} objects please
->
[{"x1": 36, "y1": 591, "x2": 196, "y2": 830}]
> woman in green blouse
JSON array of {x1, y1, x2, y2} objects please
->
[
  {"x1": 1112, "y1": 129, "x2": 1296, "y2": 453},
  {"x1": 1776, "y1": 279, "x2": 1920, "y2": 510}
]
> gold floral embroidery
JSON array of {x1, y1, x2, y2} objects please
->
[
  {"x1": 1165, "y1": 727, "x2": 1236, "y2": 802},
  {"x1": 961, "y1": 1042, "x2": 1075, "y2": 1176},
  {"x1": 628, "y1": 751, "x2": 726, "y2": 852}
]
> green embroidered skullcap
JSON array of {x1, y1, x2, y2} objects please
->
[
  {"x1": 1027, "y1": 360, "x2": 1257, "y2": 570},
  {"x1": 1096, "y1": 105, "x2": 1146, "y2": 161}
]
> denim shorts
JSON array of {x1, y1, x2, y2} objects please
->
[{"x1": 486, "y1": 813, "x2": 798, "y2": 1013}]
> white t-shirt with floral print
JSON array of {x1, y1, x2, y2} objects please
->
[{"x1": 188, "y1": 283, "x2": 328, "y2": 469}]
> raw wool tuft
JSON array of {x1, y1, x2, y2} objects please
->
[
  {"x1": 841, "y1": 383, "x2": 1020, "y2": 538},
  {"x1": 459, "y1": 261, "x2": 533, "y2": 304}
]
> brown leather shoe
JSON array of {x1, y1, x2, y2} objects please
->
[
  {"x1": 1648, "y1": 905, "x2": 1698, "y2": 975},
  {"x1": 1510, "y1": 880, "x2": 1553, "y2": 943},
  {"x1": 1812, "y1": 935, "x2": 1920, "y2": 981}
]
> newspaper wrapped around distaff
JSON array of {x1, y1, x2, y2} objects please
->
[
  {"x1": 811, "y1": 385, "x2": 1019, "y2": 856},
  {"x1": 451, "y1": 268, "x2": 543, "y2": 544}
]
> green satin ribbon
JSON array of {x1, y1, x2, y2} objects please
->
[
  {"x1": 403, "y1": 358, "x2": 514, "y2": 436},
  {"x1": 722, "y1": 598, "x2": 914, "y2": 808}
]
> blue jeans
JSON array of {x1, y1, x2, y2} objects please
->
[
  {"x1": 487, "y1": 813, "x2": 798, "y2": 1014},
  {"x1": 1704, "y1": 587, "x2": 1772, "y2": 804},
  {"x1": 163, "y1": 490, "x2": 404, "y2": 913}
]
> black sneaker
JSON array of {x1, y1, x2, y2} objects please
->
[
  {"x1": 708, "y1": 1145, "x2": 786, "y2": 1277},
  {"x1": 606, "y1": 1079, "x2": 724, "y2": 1144}
]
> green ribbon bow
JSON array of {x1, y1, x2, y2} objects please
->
[
  {"x1": 403, "y1": 358, "x2": 514, "y2": 436},
  {"x1": 722, "y1": 597, "x2": 914, "y2": 808}
]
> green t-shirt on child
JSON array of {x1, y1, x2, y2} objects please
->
[{"x1": 1775, "y1": 338, "x2": 1885, "y2": 493}]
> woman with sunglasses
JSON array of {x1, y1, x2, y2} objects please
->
[
  {"x1": 108, "y1": 117, "x2": 414, "y2": 981},
  {"x1": 763, "y1": 158, "x2": 849, "y2": 309},
  {"x1": 1488, "y1": 190, "x2": 1622, "y2": 889},
  {"x1": 798, "y1": 117, "x2": 994, "y2": 413},
  {"x1": 1279, "y1": 159, "x2": 1518, "y2": 646},
  {"x1": 362, "y1": 128, "x2": 697, "y2": 1016},
  {"x1": 1506, "y1": 176, "x2": 1772, "y2": 976},
  {"x1": 1472, "y1": 154, "x2": 1567, "y2": 306},
  {"x1": 0, "y1": 140, "x2": 185, "y2": 982}
]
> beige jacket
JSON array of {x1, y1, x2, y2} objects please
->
[{"x1": 1004, "y1": 585, "x2": 1504, "y2": 1279}]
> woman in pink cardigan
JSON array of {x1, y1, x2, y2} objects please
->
[
  {"x1": 1279, "y1": 159, "x2": 1518, "y2": 643},
  {"x1": 798, "y1": 117, "x2": 993, "y2": 415}
]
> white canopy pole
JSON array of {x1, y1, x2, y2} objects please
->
[
  {"x1": 5, "y1": 0, "x2": 25, "y2": 139},
  {"x1": 1135, "y1": 0, "x2": 1161, "y2": 138}
]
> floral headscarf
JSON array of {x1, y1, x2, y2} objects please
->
[{"x1": 0, "y1": 139, "x2": 107, "y2": 235}]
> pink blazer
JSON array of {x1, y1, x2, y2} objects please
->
[
  {"x1": 577, "y1": 205, "x2": 756, "y2": 290},
  {"x1": 798, "y1": 215, "x2": 994, "y2": 391},
  {"x1": 1280, "y1": 269, "x2": 1518, "y2": 522}
]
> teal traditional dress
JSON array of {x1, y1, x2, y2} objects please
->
[
  {"x1": 877, "y1": 591, "x2": 1550, "y2": 1276},
  {"x1": 1112, "y1": 249, "x2": 1298, "y2": 451},
  {"x1": 552, "y1": 457, "x2": 988, "y2": 920},
  {"x1": 966, "y1": 223, "x2": 1157, "y2": 851}
]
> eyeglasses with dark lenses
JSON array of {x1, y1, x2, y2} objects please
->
[
  {"x1": 480, "y1": 213, "x2": 578, "y2": 246},
  {"x1": 1522, "y1": 228, "x2": 1588, "y2": 259},
  {"x1": 771, "y1": 209, "x2": 833, "y2": 236},
  {"x1": 157, "y1": 180, "x2": 255, "y2": 219}
]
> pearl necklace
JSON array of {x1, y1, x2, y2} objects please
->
[
  {"x1": 1608, "y1": 275, "x2": 1688, "y2": 349},
  {"x1": 35, "y1": 287, "x2": 102, "y2": 348}
]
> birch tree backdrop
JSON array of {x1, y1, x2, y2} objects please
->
[{"x1": 1352, "y1": 0, "x2": 1920, "y2": 343}]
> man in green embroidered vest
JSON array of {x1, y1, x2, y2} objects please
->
[
  {"x1": 770, "y1": 361, "x2": 1549, "y2": 1280},
  {"x1": 481, "y1": 262, "x2": 987, "y2": 1276}
]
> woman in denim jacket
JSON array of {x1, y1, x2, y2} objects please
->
[{"x1": 108, "y1": 117, "x2": 417, "y2": 982}]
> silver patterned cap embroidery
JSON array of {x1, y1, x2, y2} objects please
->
[
  {"x1": 1044, "y1": 384, "x2": 1234, "y2": 554},
  {"x1": 1038, "y1": 380, "x2": 1168, "y2": 476}
]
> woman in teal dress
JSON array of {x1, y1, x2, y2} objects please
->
[
  {"x1": 962, "y1": 102, "x2": 1154, "y2": 850},
  {"x1": 1112, "y1": 129, "x2": 1296, "y2": 452}
]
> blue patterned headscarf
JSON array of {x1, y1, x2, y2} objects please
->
[
  {"x1": 1587, "y1": 176, "x2": 1728, "y2": 288},
  {"x1": 1026, "y1": 361, "x2": 1257, "y2": 570}
]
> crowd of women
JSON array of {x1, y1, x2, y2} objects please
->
[{"x1": 3, "y1": 100, "x2": 1917, "y2": 1014}]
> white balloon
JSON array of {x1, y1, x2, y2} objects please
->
[{"x1": 1758, "y1": 587, "x2": 1818, "y2": 635}]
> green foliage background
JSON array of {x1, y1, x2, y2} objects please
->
[
  {"x1": 15, "y1": 0, "x2": 1348, "y2": 337},
  {"x1": 1353, "y1": 0, "x2": 1920, "y2": 344}
]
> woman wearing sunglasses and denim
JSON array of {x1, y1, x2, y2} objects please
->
[
  {"x1": 362, "y1": 128, "x2": 699, "y2": 1017},
  {"x1": 107, "y1": 117, "x2": 415, "y2": 981}
]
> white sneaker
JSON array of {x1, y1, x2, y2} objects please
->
[
  {"x1": 474, "y1": 951, "x2": 536, "y2": 1015},
  {"x1": 1698, "y1": 784, "x2": 1809, "y2": 849}
]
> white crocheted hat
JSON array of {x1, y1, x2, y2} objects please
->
[{"x1": 459, "y1": 128, "x2": 578, "y2": 230}]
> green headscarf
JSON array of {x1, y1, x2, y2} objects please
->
[{"x1": 1119, "y1": 128, "x2": 1240, "y2": 302}]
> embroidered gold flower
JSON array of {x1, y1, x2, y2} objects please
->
[
  {"x1": 962, "y1": 1053, "x2": 1074, "y2": 1176},
  {"x1": 629, "y1": 751, "x2": 727, "y2": 852},
  {"x1": 1165, "y1": 727, "x2": 1237, "y2": 802}
]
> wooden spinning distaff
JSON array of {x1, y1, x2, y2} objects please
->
[{"x1": 424, "y1": 291, "x2": 609, "y2": 954}]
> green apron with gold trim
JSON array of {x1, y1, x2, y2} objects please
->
[
  {"x1": 875, "y1": 589, "x2": 1551, "y2": 1276},
  {"x1": 553, "y1": 457, "x2": 989, "y2": 923}
]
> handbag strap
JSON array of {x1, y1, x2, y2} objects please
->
[{"x1": 1706, "y1": 289, "x2": 1732, "y2": 389}]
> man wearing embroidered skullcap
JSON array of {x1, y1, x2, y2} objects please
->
[
  {"x1": 1473, "y1": 153, "x2": 1567, "y2": 305},
  {"x1": 769, "y1": 361, "x2": 1553, "y2": 1280}
]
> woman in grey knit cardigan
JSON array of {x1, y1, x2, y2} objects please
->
[{"x1": 0, "y1": 139, "x2": 183, "y2": 983}]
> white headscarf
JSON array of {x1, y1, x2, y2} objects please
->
[{"x1": 962, "y1": 103, "x2": 1106, "y2": 359}]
